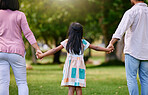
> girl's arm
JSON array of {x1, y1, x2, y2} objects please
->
[
  {"x1": 89, "y1": 44, "x2": 112, "y2": 52},
  {"x1": 37, "y1": 45, "x2": 64, "y2": 59}
]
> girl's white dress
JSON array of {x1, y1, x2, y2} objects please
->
[{"x1": 60, "y1": 39, "x2": 90, "y2": 88}]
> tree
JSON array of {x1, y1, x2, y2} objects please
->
[
  {"x1": 99, "y1": 0, "x2": 131, "y2": 61},
  {"x1": 20, "y1": 0, "x2": 132, "y2": 64},
  {"x1": 20, "y1": 0, "x2": 103, "y2": 63}
]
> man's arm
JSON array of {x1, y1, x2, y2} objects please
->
[
  {"x1": 109, "y1": 38, "x2": 119, "y2": 45},
  {"x1": 112, "y1": 10, "x2": 134, "y2": 40},
  {"x1": 107, "y1": 10, "x2": 134, "y2": 53},
  {"x1": 107, "y1": 38, "x2": 119, "y2": 53}
]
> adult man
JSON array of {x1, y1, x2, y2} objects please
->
[{"x1": 107, "y1": 0, "x2": 148, "y2": 95}]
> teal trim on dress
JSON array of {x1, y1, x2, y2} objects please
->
[
  {"x1": 71, "y1": 68, "x2": 76, "y2": 78},
  {"x1": 75, "y1": 82, "x2": 79, "y2": 86},
  {"x1": 82, "y1": 39, "x2": 87, "y2": 45},
  {"x1": 79, "y1": 68, "x2": 85, "y2": 79},
  {"x1": 62, "y1": 70, "x2": 65, "y2": 80},
  {"x1": 69, "y1": 60, "x2": 71, "y2": 65}
]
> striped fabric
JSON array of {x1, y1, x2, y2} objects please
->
[{"x1": 60, "y1": 39, "x2": 90, "y2": 87}]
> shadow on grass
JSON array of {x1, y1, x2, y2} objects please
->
[
  {"x1": 86, "y1": 60, "x2": 125, "y2": 69},
  {"x1": 28, "y1": 62, "x2": 64, "y2": 71},
  {"x1": 30, "y1": 60, "x2": 125, "y2": 70},
  {"x1": 31, "y1": 62, "x2": 64, "y2": 65}
]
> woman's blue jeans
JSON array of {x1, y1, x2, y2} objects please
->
[{"x1": 0, "y1": 52, "x2": 28, "y2": 95}]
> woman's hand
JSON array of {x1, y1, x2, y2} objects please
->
[{"x1": 36, "y1": 50, "x2": 44, "y2": 59}]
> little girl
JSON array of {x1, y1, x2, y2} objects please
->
[{"x1": 37, "y1": 22, "x2": 113, "y2": 95}]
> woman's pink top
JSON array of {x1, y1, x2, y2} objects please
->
[{"x1": 0, "y1": 9, "x2": 37, "y2": 57}]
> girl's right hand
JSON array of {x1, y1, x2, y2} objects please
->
[
  {"x1": 37, "y1": 53, "x2": 44, "y2": 59},
  {"x1": 36, "y1": 50, "x2": 44, "y2": 59}
]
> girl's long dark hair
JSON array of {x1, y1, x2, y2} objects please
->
[{"x1": 66, "y1": 22, "x2": 83, "y2": 55}]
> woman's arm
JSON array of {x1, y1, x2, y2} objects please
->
[
  {"x1": 89, "y1": 44, "x2": 112, "y2": 52},
  {"x1": 37, "y1": 45, "x2": 64, "y2": 59},
  {"x1": 32, "y1": 43, "x2": 40, "y2": 51},
  {"x1": 20, "y1": 13, "x2": 42, "y2": 57},
  {"x1": 20, "y1": 12, "x2": 37, "y2": 46},
  {"x1": 31, "y1": 43, "x2": 43, "y2": 59}
]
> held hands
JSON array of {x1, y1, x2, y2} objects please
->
[
  {"x1": 106, "y1": 43, "x2": 114, "y2": 54},
  {"x1": 36, "y1": 50, "x2": 44, "y2": 59}
]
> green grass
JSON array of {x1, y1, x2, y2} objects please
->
[{"x1": 9, "y1": 64, "x2": 138, "y2": 95}]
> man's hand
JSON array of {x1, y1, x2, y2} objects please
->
[{"x1": 107, "y1": 43, "x2": 114, "y2": 54}]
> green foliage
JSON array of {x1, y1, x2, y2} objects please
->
[
  {"x1": 19, "y1": 0, "x2": 135, "y2": 62},
  {"x1": 20, "y1": 0, "x2": 102, "y2": 44},
  {"x1": 101, "y1": 0, "x2": 131, "y2": 42},
  {"x1": 19, "y1": 0, "x2": 104, "y2": 61}
]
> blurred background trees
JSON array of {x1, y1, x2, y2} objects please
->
[{"x1": 18, "y1": 0, "x2": 146, "y2": 64}]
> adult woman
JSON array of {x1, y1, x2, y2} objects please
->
[{"x1": 0, "y1": 0, "x2": 41, "y2": 95}]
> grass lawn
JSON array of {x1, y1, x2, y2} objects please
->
[{"x1": 9, "y1": 64, "x2": 141, "y2": 95}]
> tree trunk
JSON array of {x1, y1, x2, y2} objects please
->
[
  {"x1": 99, "y1": 0, "x2": 130, "y2": 62},
  {"x1": 100, "y1": 0, "x2": 123, "y2": 62},
  {"x1": 101, "y1": 21, "x2": 118, "y2": 62},
  {"x1": 105, "y1": 41, "x2": 118, "y2": 62},
  {"x1": 101, "y1": 25, "x2": 118, "y2": 61},
  {"x1": 43, "y1": 37, "x2": 52, "y2": 49},
  {"x1": 53, "y1": 50, "x2": 61, "y2": 64},
  {"x1": 31, "y1": 46, "x2": 37, "y2": 64},
  {"x1": 88, "y1": 48, "x2": 91, "y2": 57},
  {"x1": 104, "y1": 36, "x2": 124, "y2": 62},
  {"x1": 53, "y1": 40, "x2": 61, "y2": 64},
  {"x1": 116, "y1": 36, "x2": 124, "y2": 60}
]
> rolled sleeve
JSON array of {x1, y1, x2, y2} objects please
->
[
  {"x1": 20, "y1": 13, "x2": 37, "y2": 45},
  {"x1": 112, "y1": 10, "x2": 134, "y2": 40},
  {"x1": 112, "y1": 33, "x2": 123, "y2": 40}
]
